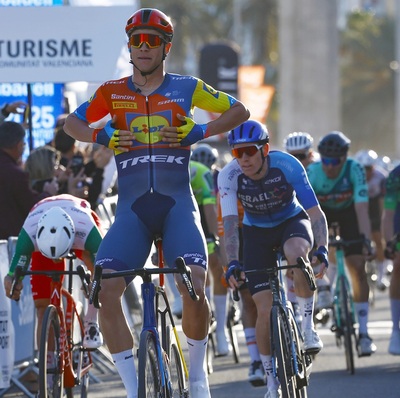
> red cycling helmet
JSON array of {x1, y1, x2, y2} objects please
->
[{"x1": 125, "y1": 8, "x2": 174, "y2": 42}]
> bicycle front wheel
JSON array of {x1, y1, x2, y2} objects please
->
[
  {"x1": 39, "y1": 305, "x2": 63, "y2": 398},
  {"x1": 339, "y1": 276, "x2": 356, "y2": 374},
  {"x1": 138, "y1": 330, "x2": 163, "y2": 398},
  {"x1": 271, "y1": 306, "x2": 296, "y2": 398},
  {"x1": 164, "y1": 326, "x2": 186, "y2": 398}
]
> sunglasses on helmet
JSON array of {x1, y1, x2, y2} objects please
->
[
  {"x1": 321, "y1": 157, "x2": 341, "y2": 166},
  {"x1": 129, "y1": 33, "x2": 165, "y2": 49},
  {"x1": 232, "y1": 144, "x2": 263, "y2": 159}
]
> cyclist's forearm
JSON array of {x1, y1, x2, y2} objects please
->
[
  {"x1": 222, "y1": 215, "x2": 240, "y2": 263},
  {"x1": 64, "y1": 113, "x2": 94, "y2": 143},
  {"x1": 355, "y1": 201, "x2": 372, "y2": 239},
  {"x1": 308, "y1": 206, "x2": 328, "y2": 248}
]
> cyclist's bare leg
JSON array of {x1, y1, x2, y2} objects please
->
[
  {"x1": 345, "y1": 254, "x2": 369, "y2": 302},
  {"x1": 177, "y1": 265, "x2": 210, "y2": 339},
  {"x1": 98, "y1": 275, "x2": 133, "y2": 353},
  {"x1": 283, "y1": 237, "x2": 314, "y2": 299},
  {"x1": 252, "y1": 290, "x2": 273, "y2": 355}
]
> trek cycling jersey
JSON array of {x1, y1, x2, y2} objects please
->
[
  {"x1": 218, "y1": 151, "x2": 319, "y2": 228},
  {"x1": 74, "y1": 73, "x2": 237, "y2": 271},
  {"x1": 307, "y1": 158, "x2": 368, "y2": 210},
  {"x1": 8, "y1": 194, "x2": 103, "y2": 275},
  {"x1": 383, "y1": 164, "x2": 400, "y2": 233}
]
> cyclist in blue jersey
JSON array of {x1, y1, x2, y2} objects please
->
[
  {"x1": 381, "y1": 164, "x2": 400, "y2": 355},
  {"x1": 64, "y1": 8, "x2": 249, "y2": 398},
  {"x1": 219, "y1": 120, "x2": 328, "y2": 398},
  {"x1": 307, "y1": 131, "x2": 377, "y2": 357}
]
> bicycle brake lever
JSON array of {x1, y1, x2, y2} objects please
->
[
  {"x1": 76, "y1": 265, "x2": 91, "y2": 297},
  {"x1": 175, "y1": 257, "x2": 199, "y2": 301},
  {"x1": 89, "y1": 266, "x2": 103, "y2": 309},
  {"x1": 297, "y1": 257, "x2": 317, "y2": 291}
]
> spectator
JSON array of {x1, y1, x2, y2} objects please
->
[
  {"x1": 0, "y1": 121, "x2": 50, "y2": 239},
  {"x1": 0, "y1": 101, "x2": 28, "y2": 124}
]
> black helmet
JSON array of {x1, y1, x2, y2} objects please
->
[{"x1": 318, "y1": 131, "x2": 351, "y2": 157}]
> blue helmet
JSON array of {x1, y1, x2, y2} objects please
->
[{"x1": 228, "y1": 120, "x2": 269, "y2": 147}]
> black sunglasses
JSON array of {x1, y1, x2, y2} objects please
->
[{"x1": 291, "y1": 153, "x2": 308, "y2": 161}]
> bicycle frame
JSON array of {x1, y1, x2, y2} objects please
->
[
  {"x1": 49, "y1": 274, "x2": 91, "y2": 388},
  {"x1": 90, "y1": 239, "x2": 198, "y2": 397}
]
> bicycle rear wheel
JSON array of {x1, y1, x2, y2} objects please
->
[
  {"x1": 339, "y1": 275, "x2": 356, "y2": 374},
  {"x1": 271, "y1": 306, "x2": 296, "y2": 398},
  {"x1": 39, "y1": 305, "x2": 63, "y2": 398},
  {"x1": 138, "y1": 330, "x2": 163, "y2": 397}
]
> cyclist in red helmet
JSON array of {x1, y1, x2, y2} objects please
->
[{"x1": 64, "y1": 7, "x2": 249, "y2": 398}]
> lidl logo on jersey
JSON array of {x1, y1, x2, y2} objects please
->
[{"x1": 130, "y1": 115, "x2": 168, "y2": 144}]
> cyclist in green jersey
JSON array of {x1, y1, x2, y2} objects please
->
[
  {"x1": 381, "y1": 164, "x2": 400, "y2": 355},
  {"x1": 307, "y1": 131, "x2": 376, "y2": 356}
]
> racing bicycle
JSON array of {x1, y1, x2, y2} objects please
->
[
  {"x1": 329, "y1": 222, "x2": 370, "y2": 374},
  {"x1": 90, "y1": 237, "x2": 199, "y2": 398},
  {"x1": 239, "y1": 249, "x2": 316, "y2": 398},
  {"x1": 12, "y1": 252, "x2": 93, "y2": 398}
]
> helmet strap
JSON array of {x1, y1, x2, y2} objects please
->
[{"x1": 255, "y1": 148, "x2": 266, "y2": 175}]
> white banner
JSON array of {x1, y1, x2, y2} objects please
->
[{"x1": 0, "y1": 6, "x2": 133, "y2": 83}]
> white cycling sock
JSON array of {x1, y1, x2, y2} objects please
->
[
  {"x1": 244, "y1": 328, "x2": 261, "y2": 362},
  {"x1": 112, "y1": 349, "x2": 137, "y2": 398},
  {"x1": 355, "y1": 302, "x2": 369, "y2": 335},
  {"x1": 260, "y1": 354, "x2": 279, "y2": 389},
  {"x1": 214, "y1": 294, "x2": 228, "y2": 335},
  {"x1": 187, "y1": 337, "x2": 208, "y2": 382},
  {"x1": 297, "y1": 296, "x2": 314, "y2": 331}
]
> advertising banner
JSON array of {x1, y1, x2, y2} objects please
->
[{"x1": 1, "y1": 6, "x2": 131, "y2": 83}]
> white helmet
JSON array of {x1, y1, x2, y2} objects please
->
[
  {"x1": 354, "y1": 149, "x2": 378, "y2": 167},
  {"x1": 283, "y1": 132, "x2": 314, "y2": 152},
  {"x1": 36, "y1": 207, "x2": 75, "y2": 259},
  {"x1": 191, "y1": 144, "x2": 219, "y2": 169}
]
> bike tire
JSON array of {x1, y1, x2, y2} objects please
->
[
  {"x1": 339, "y1": 275, "x2": 355, "y2": 374},
  {"x1": 165, "y1": 325, "x2": 186, "y2": 398},
  {"x1": 227, "y1": 305, "x2": 240, "y2": 364},
  {"x1": 65, "y1": 303, "x2": 91, "y2": 398},
  {"x1": 39, "y1": 305, "x2": 64, "y2": 398},
  {"x1": 288, "y1": 311, "x2": 309, "y2": 398},
  {"x1": 138, "y1": 330, "x2": 163, "y2": 397},
  {"x1": 271, "y1": 306, "x2": 296, "y2": 398}
]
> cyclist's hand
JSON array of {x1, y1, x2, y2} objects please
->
[
  {"x1": 93, "y1": 116, "x2": 135, "y2": 152},
  {"x1": 311, "y1": 246, "x2": 329, "y2": 279},
  {"x1": 160, "y1": 114, "x2": 208, "y2": 147},
  {"x1": 4, "y1": 274, "x2": 23, "y2": 301},
  {"x1": 384, "y1": 240, "x2": 396, "y2": 260},
  {"x1": 225, "y1": 260, "x2": 245, "y2": 290}
]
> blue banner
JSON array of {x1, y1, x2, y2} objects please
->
[{"x1": 0, "y1": 82, "x2": 65, "y2": 157}]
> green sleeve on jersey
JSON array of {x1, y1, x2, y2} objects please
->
[
  {"x1": 383, "y1": 171, "x2": 400, "y2": 210},
  {"x1": 8, "y1": 229, "x2": 35, "y2": 276},
  {"x1": 350, "y1": 160, "x2": 369, "y2": 204},
  {"x1": 84, "y1": 227, "x2": 103, "y2": 263},
  {"x1": 190, "y1": 161, "x2": 216, "y2": 206},
  {"x1": 192, "y1": 79, "x2": 236, "y2": 113}
]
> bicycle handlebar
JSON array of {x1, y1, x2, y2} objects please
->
[
  {"x1": 89, "y1": 256, "x2": 199, "y2": 309},
  {"x1": 11, "y1": 264, "x2": 92, "y2": 299}
]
